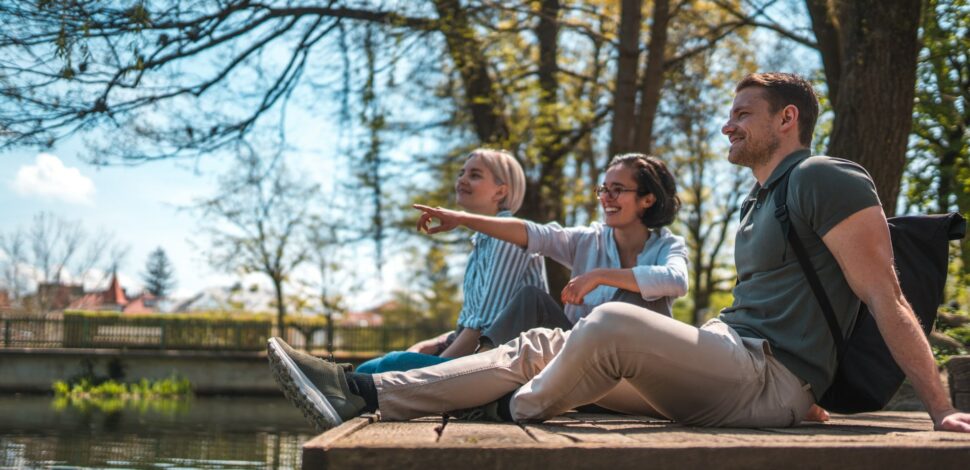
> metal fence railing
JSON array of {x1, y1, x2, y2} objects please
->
[{"x1": 0, "y1": 315, "x2": 446, "y2": 353}]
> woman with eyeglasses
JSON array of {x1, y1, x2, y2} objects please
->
[
  {"x1": 355, "y1": 149, "x2": 548, "y2": 374},
  {"x1": 414, "y1": 153, "x2": 688, "y2": 352}
]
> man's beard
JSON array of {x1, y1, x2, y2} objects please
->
[{"x1": 728, "y1": 131, "x2": 780, "y2": 169}]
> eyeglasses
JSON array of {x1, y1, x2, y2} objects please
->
[{"x1": 595, "y1": 185, "x2": 639, "y2": 200}]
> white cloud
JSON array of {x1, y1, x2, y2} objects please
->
[{"x1": 12, "y1": 153, "x2": 95, "y2": 204}]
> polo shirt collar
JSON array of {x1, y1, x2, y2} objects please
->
[{"x1": 762, "y1": 149, "x2": 812, "y2": 189}]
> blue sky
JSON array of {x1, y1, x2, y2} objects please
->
[
  {"x1": 0, "y1": 106, "x2": 437, "y2": 310},
  {"x1": 2, "y1": 139, "x2": 244, "y2": 299}
]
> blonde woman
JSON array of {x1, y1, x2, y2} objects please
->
[{"x1": 356, "y1": 149, "x2": 547, "y2": 373}]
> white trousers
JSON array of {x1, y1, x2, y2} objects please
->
[{"x1": 375, "y1": 302, "x2": 814, "y2": 427}]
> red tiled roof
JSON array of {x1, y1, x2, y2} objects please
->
[
  {"x1": 122, "y1": 295, "x2": 156, "y2": 314},
  {"x1": 68, "y1": 293, "x2": 116, "y2": 311},
  {"x1": 102, "y1": 273, "x2": 128, "y2": 306}
]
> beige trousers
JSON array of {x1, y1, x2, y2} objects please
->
[{"x1": 375, "y1": 302, "x2": 815, "y2": 427}]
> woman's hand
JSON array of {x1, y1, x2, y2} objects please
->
[
  {"x1": 561, "y1": 270, "x2": 603, "y2": 305},
  {"x1": 414, "y1": 204, "x2": 464, "y2": 234}
]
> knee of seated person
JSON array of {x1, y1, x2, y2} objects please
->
[
  {"x1": 586, "y1": 302, "x2": 653, "y2": 331},
  {"x1": 354, "y1": 357, "x2": 382, "y2": 374},
  {"x1": 512, "y1": 285, "x2": 546, "y2": 301},
  {"x1": 380, "y1": 351, "x2": 410, "y2": 367}
]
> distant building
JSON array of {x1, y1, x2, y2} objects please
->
[
  {"x1": 337, "y1": 300, "x2": 404, "y2": 327},
  {"x1": 67, "y1": 273, "x2": 157, "y2": 314},
  {"x1": 338, "y1": 310, "x2": 384, "y2": 327},
  {"x1": 35, "y1": 283, "x2": 85, "y2": 310}
]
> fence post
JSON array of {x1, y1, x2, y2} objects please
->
[
  {"x1": 3, "y1": 319, "x2": 9, "y2": 347},
  {"x1": 81, "y1": 317, "x2": 89, "y2": 348}
]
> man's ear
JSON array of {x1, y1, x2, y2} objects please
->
[{"x1": 781, "y1": 104, "x2": 799, "y2": 132}]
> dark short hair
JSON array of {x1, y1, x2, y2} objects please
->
[
  {"x1": 607, "y1": 154, "x2": 681, "y2": 228},
  {"x1": 735, "y1": 72, "x2": 819, "y2": 146}
]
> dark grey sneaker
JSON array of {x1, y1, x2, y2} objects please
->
[
  {"x1": 267, "y1": 337, "x2": 366, "y2": 432},
  {"x1": 447, "y1": 400, "x2": 503, "y2": 422}
]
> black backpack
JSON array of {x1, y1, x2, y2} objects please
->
[{"x1": 767, "y1": 162, "x2": 966, "y2": 413}]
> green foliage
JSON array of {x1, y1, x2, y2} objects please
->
[
  {"x1": 934, "y1": 306, "x2": 970, "y2": 365},
  {"x1": 672, "y1": 291, "x2": 735, "y2": 325},
  {"x1": 52, "y1": 374, "x2": 192, "y2": 398},
  {"x1": 672, "y1": 298, "x2": 692, "y2": 325},
  {"x1": 905, "y1": 0, "x2": 969, "y2": 284},
  {"x1": 63, "y1": 310, "x2": 274, "y2": 350},
  {"x1": 947, "y1": 326, "x2": 970, "y2": 346},
  {"x1": 381, "y1": 245, "x2": 463, "y2": 332}
]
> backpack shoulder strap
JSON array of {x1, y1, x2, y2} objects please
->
[{"x1": 771, "y1": 162, "x2": 846, "y2": 360}]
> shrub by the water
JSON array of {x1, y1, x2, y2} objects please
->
[{"x1": 52, "y1": 375, "x2": 192, "y2": 399}]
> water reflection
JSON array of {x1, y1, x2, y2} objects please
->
[{"x1": 0, "y1": 395, "x2": 315, "y2": 469}]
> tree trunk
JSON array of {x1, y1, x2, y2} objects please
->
[
  {"x1": 609, "y1": 0, "x2": 643, "y2": 158},
  {"x1": 535, "y1": 0, "x2": 565, "y2": 224},
  {"x1": 691, "y1": 247, "x2": 710, "y2": 326},
  {"x1": 535, "y1": 0, "x2": 570, "y2": 302},
  {"x1": 433, "y1": 0, "x2": 509, "y2": 144},
  {"x1": 633, "y1": 0, "x2": 670, "y2": 154},
  {"x1": 804, "y1": 0, "x2": 842, "y2": 106},
  {"x1": 813, "y1": 0, "x2": 922, "y2": 216},
  {"x1": 273, "y1": 276, "x2": 287, "y2": 341}
]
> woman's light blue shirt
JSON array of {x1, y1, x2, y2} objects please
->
[{"x1": 524, "y1": 221, "x2": 689, "y2": 324}]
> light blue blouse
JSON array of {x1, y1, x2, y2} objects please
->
[
  {"x1": 524, "y1": 221, "x2": 689, "y2": 324},
  {"x1": 457, "y1": 211, "x2": 548, "y2": 330}
]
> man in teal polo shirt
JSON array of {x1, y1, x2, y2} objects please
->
[{"x1": 268, "y1": 73, "x2": 970, "y2": 433}]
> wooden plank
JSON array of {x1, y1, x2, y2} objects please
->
[
  {"x1": 438, "y1": 420, "x2": 539, "y2": 446},
  {"x1": 307, "y1": 443, "x2": 970, "y2": 470},
  {"x1": 331, "y1": 419, "x2": 443, "y2": 447},
  {"x1": 304, "y1": 415, "x2": 376, "y2": 449},
  {"x1": 532, "y1": 413, "x2": 641, "y2": 444},
  {"x1": 302, "y1": 415, "x2": 376, "y2": 470},
  {"x1": 519, "y1": 423, "x2": 576, "y2": 444},
  {"x1": 301, "y1": 412, "x2": 970, "y2": 470}
]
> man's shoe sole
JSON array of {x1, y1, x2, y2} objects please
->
[{"x1": 267, "y1": 338, "x2": 343, "y2": 432}]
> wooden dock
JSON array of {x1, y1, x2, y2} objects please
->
[{"x1": 302, "y1": 411, "x2": 970, "y2": 469}]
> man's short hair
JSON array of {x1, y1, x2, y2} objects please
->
[{"x1": 735, "y1": 73, "x2": 819, "y2": 147}]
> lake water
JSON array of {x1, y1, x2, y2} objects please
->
[{"x1": 0, "y1": 395, "x2": 316, "y2": 469}]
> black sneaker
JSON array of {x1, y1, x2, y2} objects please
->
[{"x1": 267, "y1": 337, "x2": 366, "y2": 432}]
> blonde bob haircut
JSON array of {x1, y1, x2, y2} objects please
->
[{"x1": 467, "y1": 148, "x2": 526, "y2": 214}]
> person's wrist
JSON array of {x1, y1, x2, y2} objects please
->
[
  {"x1": 456, "y1": 210, "x2": 471, "y2": 226},
  {"x1": 930, "y1": 406, "x2": 958, "y2": 427}
]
